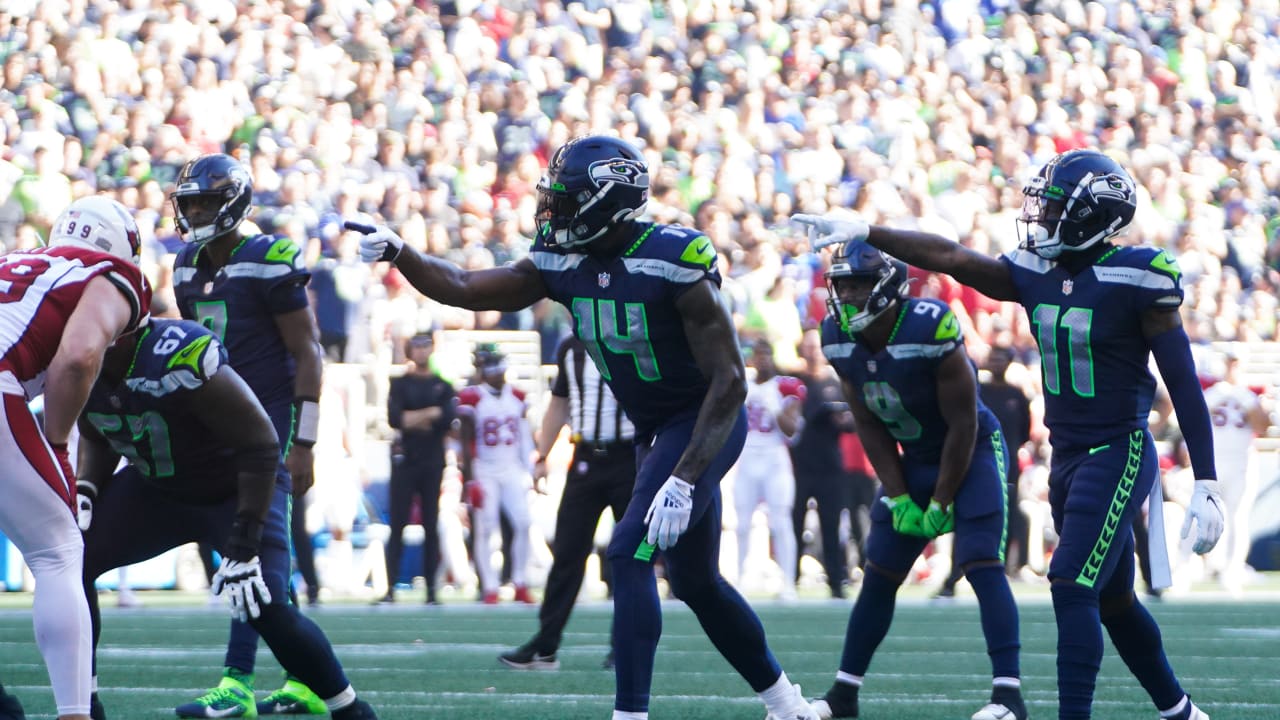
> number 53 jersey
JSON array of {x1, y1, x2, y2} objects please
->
[
  {"x1": 821, "y1": 297, "x2": 1000, "y2": 465},
  {"x1": 82, "y1": 318, "x2": 239, "y2": 504},
  {"x1": 1000, "y1": 246, "x2": 1183, "y2": 452},
  {"x1": 529, "y1": 222, "x2": 720, "y2": 437}
]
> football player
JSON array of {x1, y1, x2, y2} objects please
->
[
  {"x1": 0, "y1": 196, "x2": 150, "y2": 720},
  {"x1": 168, "y1": 153, "x2": 327, "y2": 716},
  {"x1": 733, "y1": 338, "x2": 805, "y2": 601},
  {"x1": 794, "y1": 148, "x2": 1222, "y2": 720},
  {"x1": 350, "y1": 135, "x2": 817, "y2": 720},
  {"x1": 457, "y1": 342, "x2": 537, "y2": 604},
  {"x1": 75, "y1": 318, "x2": 375, "y2": 720},
  {"x1": 810, "y1": 241, "x2": 1025, "y2": 720}
]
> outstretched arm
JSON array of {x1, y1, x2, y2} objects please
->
[
  {"x1": 348, "y1": 222, "x2": 547, "y2": 311},
  {"x1": 672, "y1": 280, "x2": 748, "y2": 483},
  {"x1": 792, "y1": 214, "x2": 1019, "y2": 302}
]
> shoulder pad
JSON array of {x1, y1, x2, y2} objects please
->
[{"x1": 456, "y1": 386, "x2": 482, "y2": 408}]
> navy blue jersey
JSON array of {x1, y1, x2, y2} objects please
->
[
  {"x1": 172, "y1": 234, "x2": 310, "y2": 412},
  {"x1": 83, "y1": 319, "x2": 236, "y2": 503},
  {"x1": 529, "y1": 222, "x2": 720, "y2": 436},
  {"x1": 1000, "y1": 246, "x2": 1182, "y2": 451},
  {"x1": 821, "y1": 297, "x2": 1000, "y2": 464}
]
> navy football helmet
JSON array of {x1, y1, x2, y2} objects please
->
[
  {"x1": 535, "y1": 135, "x2": 648, "y2": 249},
  {"x1": 1018, "y1": 149, "x2": 1136, "y2": 259},
  {"x1": 171, "y1": 154, "x2": 254, "y2": 244},
  {"x1": 825, "y1": 239, "x2": 909, "y2": 336},
  {"x1": 473, "y1": 342, "x2": 508, "y2": 377}
]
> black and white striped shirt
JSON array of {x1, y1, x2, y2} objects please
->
[{"x1": 552, "y1": 336, "x2": 634, "y2": 447}]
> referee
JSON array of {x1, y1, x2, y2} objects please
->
[{"x1": 500, "y1": 335, "x2": 635, "y2": 670}]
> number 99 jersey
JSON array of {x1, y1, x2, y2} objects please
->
[
  {"x1": 82, "y1": 318, "x2": 238, "y2": 503},
  {"x1": 821, "y1": 297, "x2": 1000, "y2": 465}
]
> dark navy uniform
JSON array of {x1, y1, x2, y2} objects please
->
[
  {"x1": 822, "y1": 297, "x2": 1011, "y2": 572},
  {"x1": 80, "y1": 319, "x2": 354, "y2": 700},
  {"x1": 529, "y1": 222, "x2": 777, "y2": 713},
  {"x1": 1002, "y1": 246, "x2": 1181, "y2": 591},
  {"x1": 173, "y1": 233, "x2": 310, "y2": 457}
]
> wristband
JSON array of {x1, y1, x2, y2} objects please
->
[
  {"x1": 226, "y1": 515, "x2": 265, "y2": 562},
  {"x1": 293, "y1": 397, "x2": 319, "y2": 447}
]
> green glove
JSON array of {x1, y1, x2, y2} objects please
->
[
  {"x1": 881, "y1": 494, "x2": 926, "y2": 537},
  {"x1": 922, "y1": 499, "x2": 955, "y2": 538}
]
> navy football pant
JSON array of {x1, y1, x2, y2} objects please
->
[
  {"x1": 1047, "y1": 430, "x2": 1184, "y2": 719},
  {"x1": 606, "y1": 409, "x2": 782, "y2": 713},
  {"x1": 82, "y1": 466, "x2": 351, "y2": 699},
  {"x1": 841, "y1": 430, "x2": 1020, "y2": 679}
]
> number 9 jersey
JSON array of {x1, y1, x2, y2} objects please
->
[
  {"x1": 821, "y1": 297, "x2": 1000, "y2": 464},
  {"x1": 82, "y1": 318, "x2": 237, "y2": 504}
]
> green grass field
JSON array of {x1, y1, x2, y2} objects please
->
[{"x1": 1, "y1": 590, "x2": 1277, "y2": 719}]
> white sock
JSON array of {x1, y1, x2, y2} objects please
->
[
  {"x1": 612, "y1": 711, "x2": 648, "y2": 719},
  {"x1": 759, "y1": 671, "x2": 800, "y2": 714},
  {"x1": 835, "y1": 671, "x2": 863, "y2": 687},
  {"x1": 324, "y1": 685, "x2": 357, "y2": 711},
  {"x1": 1160, "y1": 695, "x2": 1190, "y2": 718},
  {"x1": 993, "y1": 677, "x2": 1021, "y2": 689}
]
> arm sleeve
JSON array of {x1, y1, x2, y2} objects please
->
[{"x1": 1150, "y1": 326, "x2": 1216, "y2": 480}]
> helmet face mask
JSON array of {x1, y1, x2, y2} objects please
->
[
  {"x1": 824, "y1": 240, "x2": 908, "y2": 337},
  {"x1": 49, "y1": 196, "x2": 142, "y2": 264},
  {"x1": 1018, "y1": 150, "x2": 1136, "y2": 259},
  {"x1": 171, "y1": 154, "x2": 254, "y2": 245},
  {"x1": 536, "y1": 136, "x2": 649, "y2": 249}
]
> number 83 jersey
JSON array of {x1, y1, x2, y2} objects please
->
[
  {"x1": 1001, "y1": 246, "x2": 1183, "y2": 451},
  {"x1": 83, "y1": 318, "x2": 238, "y2": 503},
  {"x1": 821, "y1": 297, "x2": 1000, "y2": 465}
]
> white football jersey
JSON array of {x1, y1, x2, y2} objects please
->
[
  {"x1": 741, "y1": 375, "x2": 806, "y2": 460},
  {"x1": 1203, "y1": 380, "x2": 1260, "y2": 466},
  {"x1": 0, "y1": 246, "x2": 148, "y2": 395},
  {"x1": 457, "y1": 382, "x2": 531, "y2": 471}
]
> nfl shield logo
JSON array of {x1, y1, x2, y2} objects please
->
[
  {"x1": 867, "y1": 360, "x2": 877, "y2": 373},
  {"x1": 597, "y1": 272, "x2": 611, "y2": 288},
  {"x1": 1062, "y1": 279, "x2": 1074, "y2": 295}
]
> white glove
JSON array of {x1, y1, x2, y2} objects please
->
[
  {"x1": 644, "y1": 476, "x2": 694, "y2": 550},
  {"x1": 345, "y1": 221, "x2": 404, "y2": 263},
  {"x1": 1181, "y1": 479, "x2": 1225, "y2": 555},
  {"x1": 75, "y1": 481, "x2": 97, "y2": 532},
  {"x1": 791, "y1": 213, "x2": 870, "y2": 250},
  {"x1": 211, "y1": 556, "x2": 272, "y2": 622},
  {"x1": 76, "y1": 493, "x2": 93, "y2": 532}
]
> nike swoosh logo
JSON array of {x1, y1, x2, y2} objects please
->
[
  {"x1": 1089, "y1": 444, "x2": 1111, "y2": 455},
  {"x1": 203, "y1": 707, "x2": 248, "y2": 718}
]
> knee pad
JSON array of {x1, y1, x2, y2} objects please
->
[{"x1": 23, "y1": 540, "x2": 82, "y2": 577}]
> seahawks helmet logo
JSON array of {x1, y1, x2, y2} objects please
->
[
  {"x1": 1086, "y1": 173, "x2": 1133, "y2": 203},
  {"x1": 589, "y1": 159, "x2": 647, "y2": 187}
]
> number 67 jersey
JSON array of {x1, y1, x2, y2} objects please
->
[
  {"x1": 1000, "y1": 246, "x2": 1183, "y2": 451},
  {"x1": 81, "y1": 318, "x2": 238, "y2": 504}
]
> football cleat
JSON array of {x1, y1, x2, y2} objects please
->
[
  {"x1": 499, "y1": 643, "x2": 560, "y2": 671},
  {"x1": 513, "y1": 585, "x2": 536, "y2": 604},
  {"x1": 89, "y1": 692, "x2": 104, "y2": 720},
  {"x1": 256, "y1": 678, "x2": 326, "y2": 715},
  {"x1": 1161, "y1": 700, "x2": 1209, "y2": 720},
  {"x1": 764, "y1": 684, "x2": 820, "y2": 720},
  {"x1": 175, "y1": 668, "x2": 256, "y2": 718},
  {"x1": 972, "y1": 685, "x2": 1027, "y2": 720},
  {"x1": 329, "y1": 699, "x2": 377, "y2": 720},
  {"x1": 810, "y1": 682, "x2": 859, "y2": 719}
]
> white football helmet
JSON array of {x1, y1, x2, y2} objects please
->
[{"x1": 49, "y1": 196, "x2": 142, "y2": 264}]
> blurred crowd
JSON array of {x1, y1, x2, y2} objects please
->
[{"x1": 1, "y1": 0, "x2": 1278, "y2": 596}]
